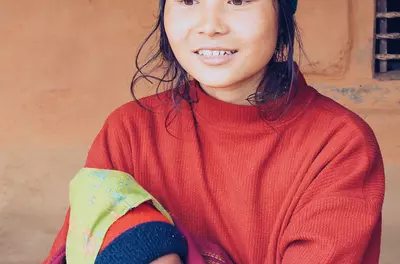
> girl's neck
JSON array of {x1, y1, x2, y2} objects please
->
[{"x1": 199, "y1": 86, "x2": 252, "y2": 106}]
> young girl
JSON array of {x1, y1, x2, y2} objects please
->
[{"x1": 45, "y1": 0, "x2": 385, "y2": 263}]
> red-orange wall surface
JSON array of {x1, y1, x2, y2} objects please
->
[{"x1": 0, "y1": 1, "x2": 399, "y2": 263}]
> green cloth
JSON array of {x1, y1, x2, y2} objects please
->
[{"x1": 66, "y1": 168, "x2": 172, "y2": 264}]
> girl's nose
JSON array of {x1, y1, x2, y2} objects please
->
[{"x1": 196, "y1": 7, "x2": 229, "y2": 37}]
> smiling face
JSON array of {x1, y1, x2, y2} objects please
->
[{"x1": 164, "y1": 0, "x2": 279, "y2": 96}]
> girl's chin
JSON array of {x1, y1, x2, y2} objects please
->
[
  {"x1": 196, "y1": 81, "x2": 239, "y2": 90},
  {"x1": 189, "y1": 66, "x2": 261, "y2": 90}
]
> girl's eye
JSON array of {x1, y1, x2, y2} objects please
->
[
  {"x1": 178, "y1": 0, "x2": 248, "y2": 6},
  {"x1": 180, "y1": 0, "x2": 198, "y2": 5},
  {"x1": 228, "y1": 0, "x2": 246, "y2": 5}
]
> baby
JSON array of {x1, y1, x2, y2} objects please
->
[{"x1": 44, "y1": 168, "x2": 232, "y2": 264}]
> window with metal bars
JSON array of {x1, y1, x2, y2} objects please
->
[{"x1": 374, "y1": 0, "x2": 400, "y2": 80}]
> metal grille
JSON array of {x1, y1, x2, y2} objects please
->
[{"x1": 375, "y1": 0, "x2": 400, "y2": 79}]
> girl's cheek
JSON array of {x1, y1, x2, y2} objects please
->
[
  {"x1": 165, "y1": 22, "x2": 187, "y2": 43},
  {"x1": 165, "y1": 8, "x2": 198, "y2": 39}
]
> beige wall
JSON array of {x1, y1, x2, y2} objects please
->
[
  {"x1": 0, "y1": 1, "x2": 398, "y2": 263},
  {"x1": 296, "y1": 2, "x2": 400, "y2": 262}
]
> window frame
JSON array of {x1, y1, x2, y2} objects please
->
[{"x1": 374, "y1": 0, "x2": 400, "y2": 80}]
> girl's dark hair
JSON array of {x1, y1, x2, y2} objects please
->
[{"x1": 130, "y1": 0, "x2": 303, "y2": 112}]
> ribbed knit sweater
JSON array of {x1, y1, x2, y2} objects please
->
[{"x1": 49, "y1": 72, "x2": 385, "y2": 263}]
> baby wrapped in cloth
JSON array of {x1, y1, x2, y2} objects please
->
[{"x1": 44, "y1": 168, "x2": 233, "y2": 264}]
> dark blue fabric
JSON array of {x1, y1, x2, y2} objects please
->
[{"x1": 95, "y1": 221, "x2": 188, "y2": 264}]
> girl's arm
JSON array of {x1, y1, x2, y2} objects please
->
[{"x1": 279, "y1": 128, "x2": 384, "y2": 264}]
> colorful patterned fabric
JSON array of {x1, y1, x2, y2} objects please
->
[{"x1": 66, "y1": 168, "x2": 173, "y2": 264}]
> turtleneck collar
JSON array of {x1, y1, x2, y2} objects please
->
[{"x1": 189, "y1": 69, "x2": 317, "y2": 131}]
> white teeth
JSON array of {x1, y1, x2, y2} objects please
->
[
  {"x1": 204, "y1": 50, "x2": 212, "y2": 56},
  {"x1": 197, "y1": 50, "x2": 235, "y2": 57}
]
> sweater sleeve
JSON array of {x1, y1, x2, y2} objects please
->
[
  {"x1": 279, "y1": 125, "x2": 385, "y2": 264},
  {"x1": 84, "y1": 107, "x2": 135, "y2": 174}
]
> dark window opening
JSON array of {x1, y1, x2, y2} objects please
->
[{"x1": 374, "y1": 0, "x2": 400, "y2": 80}]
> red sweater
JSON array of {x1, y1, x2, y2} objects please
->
[{"x1": 49, "y1": 72, "x2": 385, "y2": 263}]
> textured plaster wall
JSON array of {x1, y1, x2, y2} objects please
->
[{"x1": 0, "y1": 0, "x2": 399, "y2": 263}]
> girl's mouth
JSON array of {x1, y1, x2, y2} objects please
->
[
  {"x1": 194, "y1": 49, "x2": 238, "y2": 66},
  {"x1": 195, "y1": 50, "x2": 238, "y2": 57}
]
